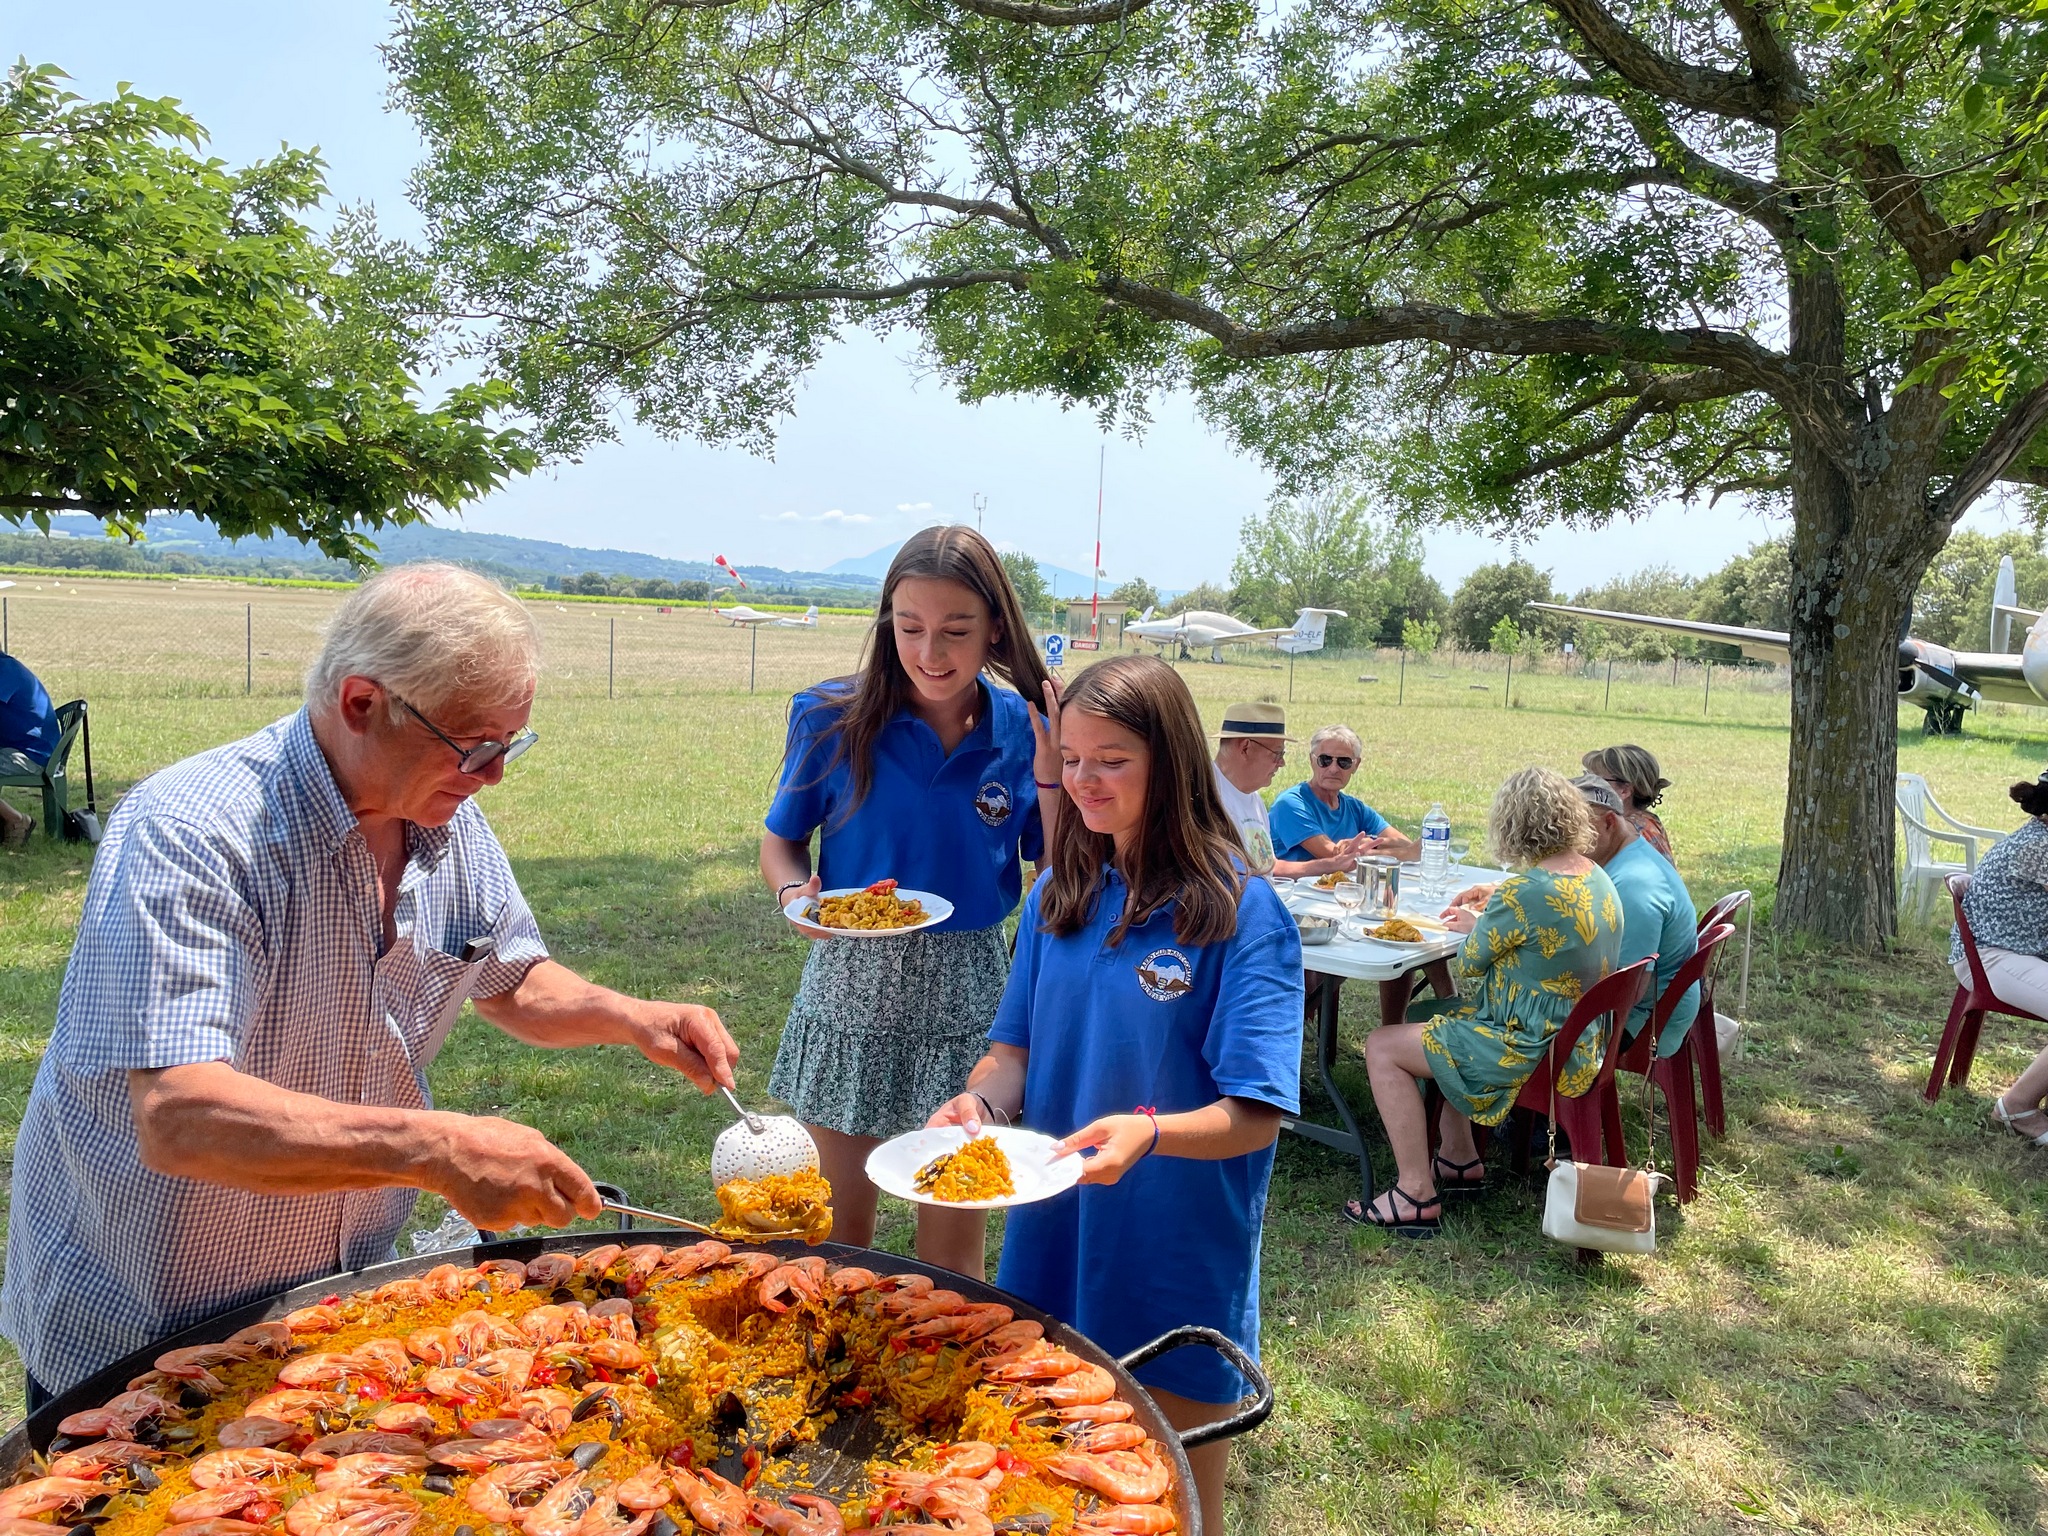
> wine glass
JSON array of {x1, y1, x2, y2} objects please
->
[
  {"x1": 1447, "y1": 838, "x2": 1472, "y2": 874},
  {"x1": 1331, "y1": 875, "x2": 1367, "y2": 938}
]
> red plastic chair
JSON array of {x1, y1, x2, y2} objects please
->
[
  {"x1": 1505, "y1": 958, "x2": 1657, "y2": 1174},
  {"x1": 1616, "y1": 924, "x2": 1736, "y2": 1203},
  {"x1": 1927, "y1": 873, "x2": 2045, "y2": 1100},
  {"x1": 1691, "y1": 890, "x2": 1751, "y2": 1137}
]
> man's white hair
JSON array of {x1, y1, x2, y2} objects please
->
[
  {"x1": 1308, "y1": 724, "x2": 1364, "y2": 760},
  {"x1": 307, "y1": 562, "x2": 540, "y2": 718}
]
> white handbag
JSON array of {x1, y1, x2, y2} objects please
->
[{"x1": 1539, "y1": 1055, "x2": 1665, "y2": 1255}]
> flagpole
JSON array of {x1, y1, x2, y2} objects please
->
[{"x1": 1092, "y1": 446, "x2": 1104, "y2": 641}]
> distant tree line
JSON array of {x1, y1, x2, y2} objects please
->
[{"x1": 557, "y1": 571, "x2": 715, "y2": 601}]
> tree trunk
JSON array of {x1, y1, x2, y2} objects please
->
[{"x1": 1776, "y1": 443, "x2": 1940, "y2": 948}]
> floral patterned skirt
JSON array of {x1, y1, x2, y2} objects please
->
[
  {"x1": 768, "y1": 924, "x2": 1011, "y2": 1139},
  {"x1": 1411, "y1": 995, "x2": 1600, "y2": 1127}
]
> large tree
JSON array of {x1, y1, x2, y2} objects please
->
[
  {"x1": 1229, "y1": 484, "x2": 1418, "y2": 646},
  {"x1": 0, "y1": 64, "x2": 531, "y2": 560},
  {"x1": 392, "y1": 0, "x2": 2048, "y2": 946}
]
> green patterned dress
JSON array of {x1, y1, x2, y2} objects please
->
[{"x1": 1415, "y1": 865, "x2": 1624, "y2": 1125}]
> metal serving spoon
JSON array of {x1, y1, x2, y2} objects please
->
[
  {"x1": 600, "y1": 1197, "x2": 805, "y2": 1241},
  {"x1": 710, "y1": 1091, "x2": 821, "y2": 1186}
]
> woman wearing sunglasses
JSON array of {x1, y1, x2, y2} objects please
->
[{"x1": 1267, "y1": 724, "x2": 1419, "y2": 865}]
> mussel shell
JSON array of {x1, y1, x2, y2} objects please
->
[
  {"x1": 646, "y1": 1516, "x2": 681, "y2": 1536},
  {"x1": 129, "y1": 1465, "x2": 161, "y2": 1493},
  {"x1": 710, "y1": 1390, "x2": 747, "y2": 1433},
  {"x1": 422, "y1": 1475, "x2": 457, "y2": 1496},
  {"x1": 568, "y1": 1441, "x2": 609, "y2": 1472}
]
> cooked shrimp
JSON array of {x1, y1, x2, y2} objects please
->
[
  {"x1": 428, "y1": 1428, "x2": 558, "y2": 1472},
  {"x1": 284, "y1": 1304, "x2": 343, "y2": 1335},
  {"x1": 656, "y1": 1242, "x2": 730, "y2": 1279},
  {"x1": 968, "y1": 1321, "x2": 1045, "y2": 1362},
  {"x1": 155, "y1": 1523, "x2": 270, "y2": 1536},
  {"x1": 897, "y1": 1304, "x2": 1013, "y2": 1343},
  {"x1": 55, "y1": 1404, "x2": 160, "y2": 1441},
  {"x1": 612, "y1": 1244, "x2": 667, "y2": 1294},
  {"x1": 573, "y1": 1244, "x2": 626, "y2": 1279},
  {"x1": 168, "y1": 1478, "x2": 278, "y2": 1524},
  {"x1": 243, "y1": 1388, "x2": 347, "y2": 1424},
  {"x1": 585, "y1": 1299, "x2": 639, "y2": 1343},
  {"x1": 477, "y1": 1258, "x2": 528, "y2": 1293},
  {"x1": 417, "y1": 1264, "x2": 472, "y2": 1301},
  {"x1": 709, "y1": 1252, "x2": 779, "y2": 1282},
  {"x1": 929, "y1": 1443, "x2": 999, "y2": 1479},
  {"x1": 1075, "y1": 1506, "x2": 1176, "y2": 1534},
  {"x1": 1044, "y1": 1443, "x2": 1170, "y2": 1505},
  {"x1": 419, "y1": 1366, "x2": 498, "y2": 1402},
  {"x1": 0, "y1": 1478, "x2": 105, "y2": 1522},
  {"x1": 212, "y1": 1415, "x2": 298, "y2": 1451},
  {"x1": 300, "y1": 1433, "x2": 429, "y2": 1470},
  {"x1": 313, "y1": 1453, "x2": 430, "y2": 1491},
  {"x1": 580, "y1": 1339, "x2": 647, "y2": 1371},
  {"x1": 519, "y1": 1305, "x2": 581, "y2": 1347},
  {"x1": 282, "y1": 1485, "x2": 420, "y2": 1536},
  {"x1": 156, "y1": 1341, "x2": 262, "y2": 1381},
  {"x1": 1046, "y1": 1400, "x2": 1135, "y2": 1425},
  {"x1": 404, "y1": 1326, "x2": 461, "y2": 1367},
  {"x1": 189, "y1": 1447, "x2": 301, "y2": 1486},
  {"x1": 758, "y1": 1257, "x2": 827, "y2": 1313},
  {"x1": 366, "y1": 1402, "x2": 438, "y2": 1436},
  {"x1": 670, "y1": 1469, "x2": 749, "y2": 1536},
  {"x1": 466, "y1": 1458, "x2": 575, "y2": 1523},
  {"x1": 47, "y1": 1439, "x2": 163, "y2": 1481},
  {"x1": 473, "y1": 1346, "x2": 536, "y2": 1393},
  {"x1": 522, "y1": 1469, "x2": 598, "y2": 1536},
  {"x1": 524, "y1": 1254, "x2": 578, "y2": 1288},
  {"x1": 452, "y1": 1309, "x2": 528, "y2": 1353},
  {"x1": 981, "y1": 1346, "x2": 1089, "y2": 1383},
  {"x1": 1027, "y1": 1361, "x2": 1116, "y2": 1408},
  {"x1": 349, "y1": 1338, "x2": 413, "y2": 1383},
  {"x1": 823, "y1": 1267, "x2": 878, "y2": 1298},
  {"x1": 576, "y1": 1493, "x2": 658, "y2": 1536},
  {"x1": 611, "y1": 1462, "x2": 677, "y2": 1511},
  {"x1": 747, "y1": 1495, "x2": 844, "y2": 1536},
  {"x1": 883, "y1": 1288, "x2": 969, "y2": 1321},
  {"x1": 1063, "y1": 1423, "x2": 1148, "y2": 1454},
  {"x1": 224, "y1": 1322, "x2": 295, "y2": 1356},
  {"x1": 277, "y1": 1353, "x2": 365, "y2": 1388},
  {"x1": 514, "y1": 1387, "x2": 578, "y2": 1437}
]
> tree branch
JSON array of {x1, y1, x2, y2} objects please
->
[
  {"x1": 1845, "y1": 140, "x2": 1967, "y2": 283},
  {"x1": 728, "y1": 269, "x2": 1032, "y2": 304},
  {"x1": 1932, "y1": 380, "x2": 2048, "y2": 523},
  {"x1": 1549, "y1": 0, "x2": 1804, "y2": 127},
  {"x1": 1497, "y1": 369, "x2": 1755, "y2": 485},
  {"x1": 1716, "y1": 0, "x2": 1803, "y2": 98},
  {"x1": 949, "y1": 0, "x2": 1154, "y2": 25},
  {"x1": 0, "y1": 495, "x2": 118, "y2": 515}
]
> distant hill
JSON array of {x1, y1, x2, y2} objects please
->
[
  {"x1": 829, "y1": 537, "x2": 1107, "y2": 597},
  {"x1": 16, "y1": 515, "x2": 882, "y2": 596}
]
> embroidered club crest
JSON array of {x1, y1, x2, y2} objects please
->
[
  {"x1": 1136, "y1": 948, "x2": 1194, "y2": 1001},
  {"x1": 974, "y1": 779, "x2": 1013, "y2": 827}
]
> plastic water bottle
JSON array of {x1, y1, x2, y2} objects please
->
[{"x1": 1420, "y1": 802, "x2": 1452, "y2": 898}]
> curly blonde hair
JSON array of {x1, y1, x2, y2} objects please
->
[{"x1": 1489, "y1": 765, "x2": 1595, "y2": 867}]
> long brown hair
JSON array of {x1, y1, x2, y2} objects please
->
[
  {"x1": 796, "y1": 525, "x2": 1052, "y2": 816},
  {"x1": 1039, "y1": 655, "x2": 1246, "y2": 948}
]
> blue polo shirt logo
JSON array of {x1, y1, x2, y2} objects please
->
[
  {"x1": 1137, "y1": 947, "x2": 1194, "y2": 1001},
  {"x1": 974, "y1": 779, "x2": 1013, "y2": 827}
]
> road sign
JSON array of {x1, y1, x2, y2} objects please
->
[{"x1": 1044, "y1": 633, "x2": 1066, "y2": 668}]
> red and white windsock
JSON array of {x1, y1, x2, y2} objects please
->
[{"x1": 713, "y1": 555, "x2": 748, "y2": 589}]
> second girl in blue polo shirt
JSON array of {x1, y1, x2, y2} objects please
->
[
  {"x1": 761, "y1": 525, "x2": 1057, "y2": 1276},
  {"x1": 930, "y1": 654, "x2": 1302, "y2": 1536}
]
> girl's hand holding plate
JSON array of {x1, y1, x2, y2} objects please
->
[
  {"x1": 1055, "y1": 1113, "x2": 1158, "y2": 1187},
  {"x1": 927, "y1": 1092, "x2": 991, "y2": 1136},
  {"x1": 779, "y1": 873, "x2": 836, "y2": 940}
]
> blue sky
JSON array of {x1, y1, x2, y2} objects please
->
[{"x1": 12, "y1": 4, "x2": 2022, "y2": 590}]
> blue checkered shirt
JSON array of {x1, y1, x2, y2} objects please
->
[{"x1": 0, "y1": 711, "x2": 548, "y2": 1392}]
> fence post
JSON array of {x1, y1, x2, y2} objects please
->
[
  {"x1": 1504, "y1": 650, "x2": 1513, "y2": 707},
  {"x1": 608, "y1": 616, "x2": 616, "y2": 700},
  {"x1": 1398, "y1": 648, "x2": 1406, "y2": 705},
  {"x1": 2, "y1": 594, "x2": 7, "y2": 653},
  {"x1": 245, "y1": 604, "x2": 253, "y2": 695},
  {"x1": 750, "y1": 625, "x2": 758, "y2": 693},
  {"x1": 1704, "y1": 661, "x2": 1713, "y2": 716},
  {"x1": 1604, "y1": 655, "x2": 1614, "y2": 711},
  {"x1": 1672, "y1": 654, "x2": 1679, "y2": 686},
  {"x1": 1288, "y1": 648, "x2": 1295, "y2": 702}
]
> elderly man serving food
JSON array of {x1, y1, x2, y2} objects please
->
[{"x1": 0, "y1": 563, "x2": 740, "y2": 1404}]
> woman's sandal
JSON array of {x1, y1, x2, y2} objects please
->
[
  {"x1": 1343, "y1": 1185, "x2": 1442, "y2": 1239},
  {"x1": 1991, "y1": 1095, "x2": 2048, "y2": 1147},
  {"x1": 1431, "y1": 1153, "x2": 1487, "y2": 1198}
]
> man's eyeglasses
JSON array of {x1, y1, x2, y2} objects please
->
[
  {"x1": 1315, "y1": 753, "x2": 1357, "y2": 770},
  {"x1": 393, "y1": 694, "x2": 538, "y2": 775}
]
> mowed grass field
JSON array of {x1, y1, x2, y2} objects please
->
[{"x1": 3, "y1": 577, "x2": 2048, "y2": 1534}]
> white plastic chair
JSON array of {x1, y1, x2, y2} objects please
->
[{"x1": 1896, "y1": 772, "x2": 2004, "y2": 922}]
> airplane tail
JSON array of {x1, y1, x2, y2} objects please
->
[
  {"x1": 1276, "y1": 606, "x2": 1341, "y2": 655},
  {"x1": 1992, "y1": 555, "x2": 2040, "y2": 652},
  {"x1": 805, "y1": 605, "x2": 818, "y2": 622}
]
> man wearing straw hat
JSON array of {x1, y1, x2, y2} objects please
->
[{"x1": 1211, "y1": 701, "x2": 1368, "y2": 883}]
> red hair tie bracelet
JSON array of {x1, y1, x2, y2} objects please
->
[{"x1": 1133, "y1": 1106, "x2": 1160, "y2": 1161}]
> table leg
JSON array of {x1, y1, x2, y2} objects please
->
[{"x1": 1315, "y1": 972, "x2": 1375, "y2": 1213}]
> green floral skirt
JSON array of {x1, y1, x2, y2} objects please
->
[{"x1": 1410, "y1": 995, "x2": 1600, "y2": 1127}]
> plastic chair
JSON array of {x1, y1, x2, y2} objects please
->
[
  {"x1": 1692, "y1": 889, "x2": 1752, "y2": 1137},
  {"x1": 1927, "y1": 873, "x2": 2045, "y2": 1100},
  {"x1": 1897, "y1": 773, "x2": 2002, "y2": 923},
  {"x1": 1503, "y1": 958, "x2": 1657, "y2": 1174},
  {"x1": 1616, "y1": 924, "x2": 1736, "y2": 1203},
  {"x1": 0, "y1": 698, "x2": 85, "y2": 839}
]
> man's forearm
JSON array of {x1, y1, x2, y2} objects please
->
[
  {"x1": 129, "y1": 1063, "x2": 445, "y2": 1195},
  {"x1": 475, "y1": 959, "x2": 645, "y2": 1049}
]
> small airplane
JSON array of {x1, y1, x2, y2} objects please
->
[
  {"x1": 1528, "y1": 554, "x2": 2047, "y2": 735},
  {"x1": 712, "y1": 603, "x2": 819, "y2": 628},
  {"x1": 1125, "y1": 606, "x2": 1347, "y2": 663}
]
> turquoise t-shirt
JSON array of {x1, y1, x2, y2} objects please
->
[
  {"x1": 1267, "y1": 782, "x2": 1387, "y2": 863},
  {"x1": 1606, "y1": 836, "x2": 1699, "y2": 1053}
]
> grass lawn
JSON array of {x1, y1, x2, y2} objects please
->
[{"x1": 1, "y1": 631, "x2": 2046, "y2": 1533}]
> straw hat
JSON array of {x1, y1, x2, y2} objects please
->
[{"x1": 1215, "y1": 702, "x2": 1297, "y2": 742}]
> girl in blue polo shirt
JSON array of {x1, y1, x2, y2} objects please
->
[
  {"x1": 761, "y1": 526, "x2": 1057, "y2": 1277},
  {"x1": 931, "y1": 654, "x2": 1302, "y2": 1536}
]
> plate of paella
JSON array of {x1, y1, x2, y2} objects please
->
[
  {"x1": 867, "y1": 1125, "x2": 1084, "y2": 1211},
  {"x1": 784, "y1": 880, "x2": 953, "y2": 938}
]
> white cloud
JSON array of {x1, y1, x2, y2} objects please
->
[
  {"x1": 896, "y1": 501, "x2": 933, "y2": 513},
  {"x1": 762, "y1": 508, "x2": 874, "y2": 524}
]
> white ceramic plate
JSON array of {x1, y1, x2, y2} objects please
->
[
  {"x1": 866, "y1": 1125, "x2": 1083, "y2": 1211},
  {"x1": 784, "y1": 887, "x2": 954, "y2": 938}
]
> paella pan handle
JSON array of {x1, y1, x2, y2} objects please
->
[
  {"x1": 476, "y1": 1182, "x2": 637, "y2": 1244},
  {"x1": 1117, "y1": 1326, "x2": 1274, "y2": 1448}
]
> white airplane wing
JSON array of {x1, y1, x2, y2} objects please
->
[
  {"x1": 1944, "y1": 651, "x2": 2036, "y2": 705},
  {"x1": 1526, "y1": 602, "x2": 1792, "y2": 665}
]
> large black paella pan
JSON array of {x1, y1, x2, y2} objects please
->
[{"x1": 2, "y1": 1225, "x2": 1271, "y2": 1536}]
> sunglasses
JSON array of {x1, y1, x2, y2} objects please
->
[
  {"x1": 394, "y1": 693, "x2": 539, "y2": 775},
  {"x1": 1315, "y1": 754, "x2": 1357, "y2": 770}
]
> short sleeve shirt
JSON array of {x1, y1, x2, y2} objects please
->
[
  {"x1": 1952, "y1": 818, "x2": 2048, "y2": 966},
  {"x1": 1211, "y1": 764, "x2": 1276, "y2": 878},
  {"x1": 1267, "y1": 782, "x2": 1387, "y2": 863},
  {"x1": 0, "y1": 710, "x2": 548, "y2": 1392},
  {"x1": 990, "y1": 869, "x2": 1303, "y2": 1404},
  {"x1": 1605, "y1": 837, "x2": 1699, "y2": 1053},
  {"x1": 0, "y1": 654, "x2": 59, "y2": 765},
  {"x1": 764, "y1": 680, "x2": 1043, "y2": 933}
]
